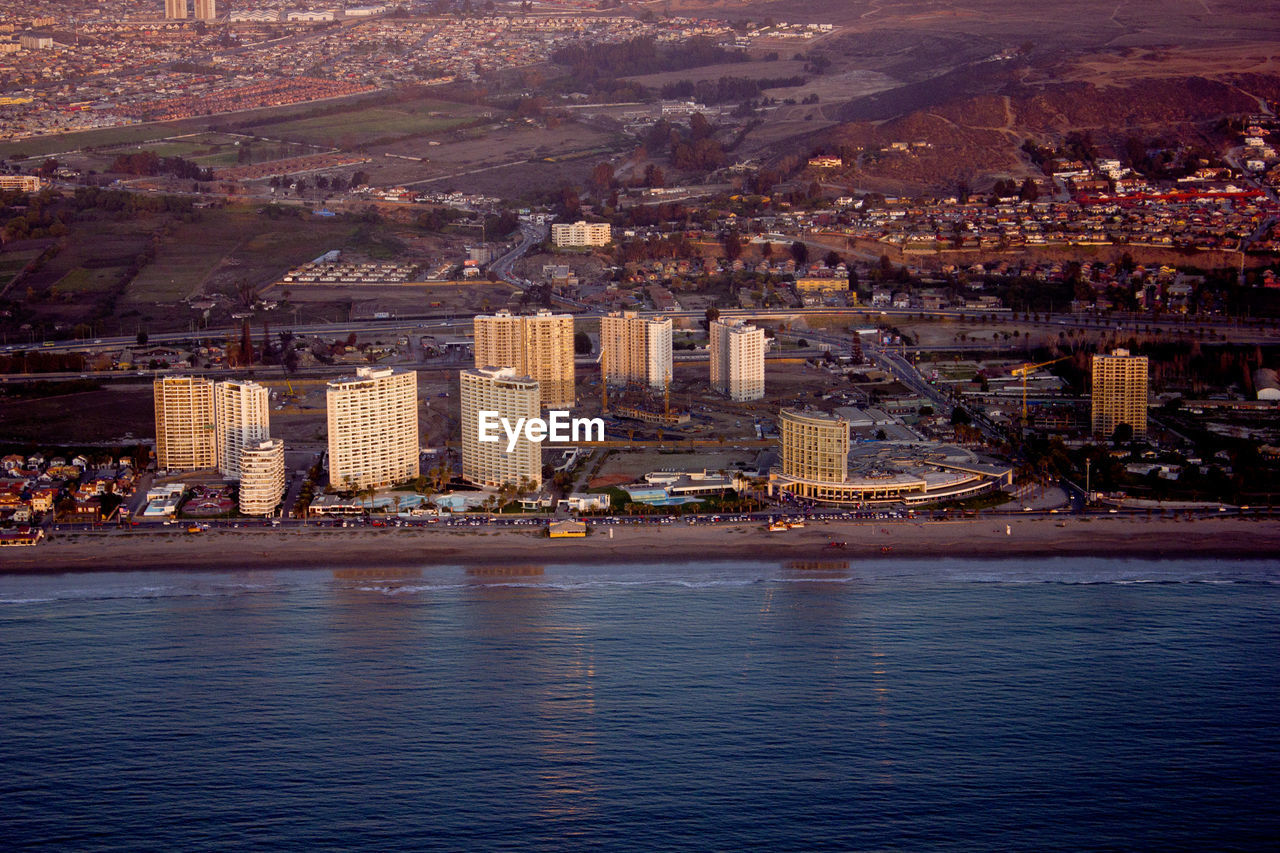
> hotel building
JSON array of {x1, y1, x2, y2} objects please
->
[
  {"x1": 779, "y1": 409, "x2": 849, "y2": 486},
  {"x1": 238, "y1": 439, "x2": 285, "y2": 516},
  {"x1": 193, "y1": 0, "x2": 216, "y2": 20},
  {"x1": 473, "y1": 309, "x2": 575, "y2": 408},
  {"x1": 326, "y1": 367, "x2": 419, "y2": 491},
  {"x1": 600, "y1": 311, "x2": 672, "y2": 390},
  {"x1": 460, "y1": 367, "x2": 542, "y2": 491},
  {"x1": 214, "y1": 379, "x2": 269, "y2": 479},
  {"x1": 164, "y1": 0, "x2": 188, "y2": 19},
  {"x1": 710, "y1": 318, "x2": 765, "y2": 401},
  {"x1": 770, "y1": 408, "x2": 1014, "y2": 505},
  {"x1": 1091, "y1": 348, "x2": 1148, "y2": 438},
  {"x1": 154, "y1": 376, "x2": 216, "y2": 471},
  {"x1": 550, "y1": 220, "x2": 611, "y2": 247}
]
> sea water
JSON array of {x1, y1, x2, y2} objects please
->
[{"x1": 1, "y1": 558, "x2": 1278, "y2": 851}]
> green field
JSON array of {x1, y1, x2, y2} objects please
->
[
  {"x1": 84, "y1": 136, "x2": 319, "y2": 173},
  {"x1": 0, "y1": 252, "x2": 38, "y2": 275},
  {"x1": 125, "y1": 218, "x2": 249, "y2": 305},
  {"x1": 0, "y1": 90, "x2": 395, "y2": 160},
  {"x1": 51, "y1": 266, "x2": 128, "y2": 295},
  {"x1": 0, "y1": 124, "x2": 185, "y2": 160},
  {"x1": 143, "y1": 141, "x2": 208, "y2": 156},
  {"x1": 250, "y1": 106, "x2": 474, "y2": 146},
  {"x1": 0, "y1": 250, "x2": 42, "y2": 288},
  {"x1": 125, "y1": 206, "x2": 358, "y2": 306},
  {"x1": 0, "y1": 91, "x2": 485, "y2": 161}
]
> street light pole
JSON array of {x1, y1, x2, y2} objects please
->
[{"x1": 1085, "y1": 458, "x2": 1092, "y2": 505}]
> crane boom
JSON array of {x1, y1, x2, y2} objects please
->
[{"x1": 1012, "y1": 356, "x2": 1069, "y2": 422}]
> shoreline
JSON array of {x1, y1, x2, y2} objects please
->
[{"x1": 3, "y1": 515, "x2": 1280, "y2": 575}]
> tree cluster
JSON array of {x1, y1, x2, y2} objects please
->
[
  {"x1": 641, "y1": 116, "x2": 727, "y2": 172},
  {"x1": 616, "y1": 233, "x2": 692, "y2": 263},
  {"x1": 550, "y1": 36, "x2": 746, "y2": 80},
  {"x1": 657, "y1": 75, "x2": 806, "y2": 106},
  {"x1": 109, "y1": 151, "x2": 214, "y2": 182},
  {"x1": 71, "y1": 186, "x2": 194, "y2": 215}
]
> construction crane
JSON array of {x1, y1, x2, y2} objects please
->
[
  {"x1": 599, "y1": 347, "x2": 608, "y2": 414},
  {"x1": 1011, "y1": 356, "x2": 1068, "y2": 422}
]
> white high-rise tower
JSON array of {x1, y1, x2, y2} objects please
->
[
  {"x1": 154, "y1": 376, "x2": 216, "y2": 471},
  {"x1": 473, "y1": 309, "x2": 575, "y2": 409},
  {"x1": 600, "y1": 311, "x2": 672, "y2": 390},
  {"x1": 710, "y1": 318, "x2": 765, "y2": 401},
  {"x1": 326, "y1": 367, "x2": 419, "y2": 491},
  {"x1": 460, "y1": 367, "x2": 542, "y2": 491},
  {"x1": 214, "y1": 379, "x2": 270, "y2": 479}
]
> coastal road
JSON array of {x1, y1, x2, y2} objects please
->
[{"x1": 8, "y1": 301, "x2": 1279, "y2": 357}]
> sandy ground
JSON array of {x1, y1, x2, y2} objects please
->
[{"x1": 3, "y1": 515, "x2": 1278, "y2": 574}]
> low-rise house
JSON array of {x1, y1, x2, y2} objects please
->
[
  {"x1": 557, "y1": 493, "x2": 611, "y2": 513},
  {"x1": 60, "y1": 498, "x2": 105, "y2": 524},
  {"x1": 29, "y1": 488, "x2": 56, "y2": 513},
  {"x1": 0, "y1": 526, "x2": 44, "y2": 547}
]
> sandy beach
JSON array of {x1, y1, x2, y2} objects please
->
[{"x1": 3, "y1": 515, "x2": 1279, "y2": 574}]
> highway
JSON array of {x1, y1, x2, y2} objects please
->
[
  {"x1": 7, "y1": 299, "x2": 1277, "y2": 360},
  {"x1": 489, "y1": 220, "x2": 548, "y2": 286}
]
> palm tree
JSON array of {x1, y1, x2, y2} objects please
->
[
  {"x1": 516, "y1": 476, "x2": 536, "y2": 500},
  {"x1": 496, "y1": 483, "x2": 515, "y2": 513}
]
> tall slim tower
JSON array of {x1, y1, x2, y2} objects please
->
[
  {"x1": 600, "y1": 311, "x2": 672, "y2": 390},
  {"x1": 193, "y1": 0, "x2": 217, "y2": 21},
  {"x1": 1091, "y1": 348, "x2": 1148, "y2": 438},
  {"x1": 473, "y1": 309, "x2": 575, "y2": 408},
  {"x1": 214, "y1": 379, "x2": 270, "y2": 479},
  {"x1": 460, "y1": 367, "x2": 542, "y2": 491},
  {"x1": 326, "y1": 367, "x2": 419, "y2": 491},
  {"x1": 710, "y1": 318, "x2": 765, "y2": 401},
  {"x1": 165, "y1": 0, "x2": 189, "y2": 20},
  {"x1": 154, "y1": 376, "x2": 216, "y2": 471},
  {"x1": 239, "y1": 439, "x2": 285, "y2": 516}
]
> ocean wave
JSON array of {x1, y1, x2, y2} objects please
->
[
  {"x1": 3, "y1": 560, "x2": 1279, "y2": 605},
  {"x1": 0, "y1": 582, "x2": 294, "y2": 605},
  {"x1": 772, "y1": 575, "x2": 858, "y2": 584}
]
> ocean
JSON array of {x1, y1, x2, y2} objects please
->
[{"x1": 2, "y1": 558, "x2": 1278, "y2": 851}]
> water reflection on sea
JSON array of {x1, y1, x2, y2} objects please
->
[{"x1": 1, "y1": 558, "x2": 1278, "y2": 850}]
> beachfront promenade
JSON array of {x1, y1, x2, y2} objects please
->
[{"x1": 5, "y1": 512, "x2": 1277, "y2": 574}]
